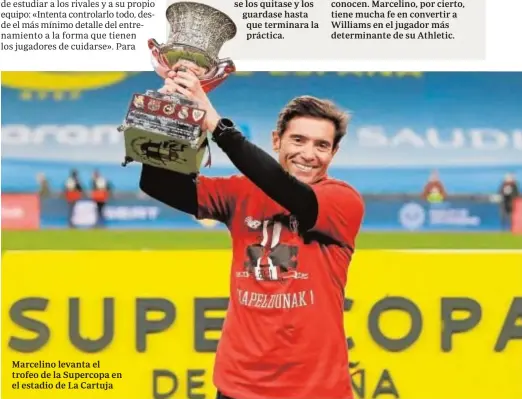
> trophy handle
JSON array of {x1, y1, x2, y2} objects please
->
[
  {"x1": 200, "y1": 58, "x2": 236, "y2": 93},
  {"x1": 148, "y1": 38, "x2": 171, "y2": 79}
]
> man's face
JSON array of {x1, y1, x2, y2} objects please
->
[{"x1": 272, "y1": 116, "x2": 338, "y2": 185}]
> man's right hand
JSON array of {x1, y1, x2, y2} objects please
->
[{"x1": 158, "y1": 65, "x2": 220, "y2": 133}]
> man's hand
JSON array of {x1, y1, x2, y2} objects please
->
[{"x1": 159, "y1": 69, "x2": 220, "y2": 133}]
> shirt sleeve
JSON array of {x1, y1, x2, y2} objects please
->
[
  {"x1": 139, "y1": 164, "x2": 198, "y2": 216},
  {"x1": 309, "y1": 180, "x2": 365, "y2": 250},
  {"x1": 195, "y1": 175, "x2": 243, "y2": 224}
]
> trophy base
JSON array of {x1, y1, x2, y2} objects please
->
[
  {"x1": 121, "y1": 126, "x2": 208, "y2": 175},
  {"x1": 118, "y1": 92, "x2": 208, "y2": 175}
]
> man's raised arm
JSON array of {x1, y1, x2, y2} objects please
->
[{"x1": 139, "y1": 165, "x2": 198, "y2": 216}]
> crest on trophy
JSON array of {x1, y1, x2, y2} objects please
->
[{"x1": 118, "y1": 1, "x2": 237, "y2": 175}]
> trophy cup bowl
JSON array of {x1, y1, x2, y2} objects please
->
[{"x1": 118, "y1": 1, "x2": 237, "y2": 175}]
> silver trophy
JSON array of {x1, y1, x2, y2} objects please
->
[{"x1": 119, "y1": 1, "x2": 237, "y2": 175}]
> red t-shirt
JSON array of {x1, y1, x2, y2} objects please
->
[{"x1": 196, "y1": 174, "x2": 365, "y2": 399}]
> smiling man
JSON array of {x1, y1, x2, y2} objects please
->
[{"x1": 139, "y1": 69, "x2": 365, "y2": 399}]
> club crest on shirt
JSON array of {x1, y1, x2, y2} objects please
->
[{"x1": 244, "y1": 216, "x2": 262, "y2": 230}]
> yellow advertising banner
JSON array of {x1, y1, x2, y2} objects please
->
[{"x1": 2, "y1": 250, "x2": 522, "y2": 399}]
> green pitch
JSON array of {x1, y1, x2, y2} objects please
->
[{"x1": 2, "y1": 230, "x2": 521, "y2": 251}]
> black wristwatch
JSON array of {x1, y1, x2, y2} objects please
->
[{"x1": 212, "y1": 118, "x2": 236, "y2": 142}]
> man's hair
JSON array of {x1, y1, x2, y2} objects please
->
[{"x1": 275, "y1": 95, "x2": 351, "y2": 148}]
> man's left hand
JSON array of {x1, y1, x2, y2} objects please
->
[{"x1": 159, "y1": 70, "x2": 221, "y2": 133}]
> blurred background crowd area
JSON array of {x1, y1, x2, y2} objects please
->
[{"x1": 1, "y1": 71, "x2": 521, "y2": 233}]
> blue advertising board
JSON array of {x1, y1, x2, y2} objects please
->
[
  {"x1": 363, "y1": 200, "x2": 503, "y2": 232},
  {"x1": 40, "y1": 198, "x2": 222, "y2": 230},
  {"x1": 2, "y1": 72, "x2": 522, "y2": 195},
  {"x1": 40, "y1": 197, "x2": 504, "y2": 232}
]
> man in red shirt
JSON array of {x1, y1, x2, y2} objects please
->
[{"x1": 140, "y1": 69, "x2": 365, "y2": 399}]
